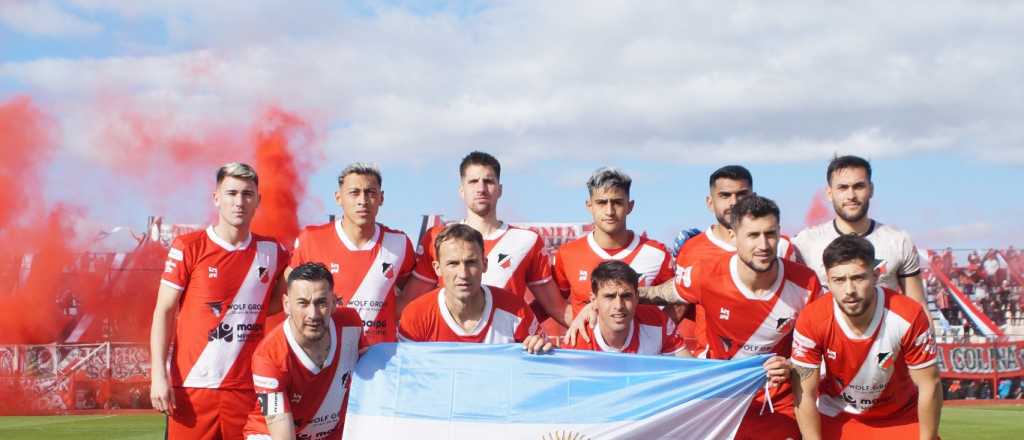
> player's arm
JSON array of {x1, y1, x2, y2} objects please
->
[
  {"x1": 529, "y1": 280, "x2": 573, "y2": 327},
  {"x1": 898, "y1": 274, "x2": 928, "y2": 310},
  {"x1": 637, "y1": 280, "x2": 686, "y2": 306},
  {"x1": 267, "y1": 271, "x2": 288, "y2": 315},
  {"x1": 149, "y1": 283, "x2": 181, "y2": 414},
  {"x1": 909, "y1": 364, "x2": 942, "y2": 440},
  {"x1": 264, "y1": 400, "x2": 296, "y2": 440},
  {"x1": 791, "y1": 363, "x2": 822, "y2": 440}
]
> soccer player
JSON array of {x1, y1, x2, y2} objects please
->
[
  {"x1": 791, "y1": 235, "x2": 941, "y2": 439},
  {"x1": 150, "y1": 163, "x2": 290, "y2": 440},
  {"x1": 243, "y1": 262, "x2": 367, "y2": 440},
  {"x1": 401, "y1": 151, "x2": 571, "y2": 327},
  {"x1": 793, "y1": 155, "x2": 927, "y2": 307},
  {"x1": 526, "y1": 260, "x2": 689, "y2": 356},
  {"x1": 553, "y1": 167, "x2": 674, "y2": 317},
  {"x1": 288, "y1": 163, "x2": 416, "y2": 345},
  {"x1": 398, "y1": 223, "x2": 540, "y2": 343},
  {"x1": 672, "y1": 195, "x2": 823, "y2": 440}
]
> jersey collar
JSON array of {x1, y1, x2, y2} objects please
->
[
  {"x1": 593, "y1": 319, "x2": 636, "y2": 353},
  {"x1": 832, "y1": 219, "x2": 876, "y2": 238},
  {"x1": 586, "y1": 231, "x2": 640, "y2": 260},
  {"x1": 461, "y1": 219, "x2": 508, "y2": 241},
  {"x1": 283, "y1": 317, "x2": 338, "y2": 375},
  {"x1": 705, "y1": 225, "x2": 736, "y2": 252},
  {"x1": 729, "y1": 254, "x2": 785, "y2": 301},
  {"x1": 335, "y1": 219, "x2": 381, "y2": 251},
  {"x1": 833, "y1": 286, "x2": 886, "y2": 341},
  {"x1": 437, "y1": 285, "x2": 494, "y2": 337},
  {"x1": 205, "y1": 226, "x2": 252, "y2": 252}
]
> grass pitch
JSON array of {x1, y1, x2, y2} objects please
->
[{"x1": 0, "y1": 406, "x2": 1021, "y2": 439}]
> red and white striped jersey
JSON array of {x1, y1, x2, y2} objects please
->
[
  {"x1": 160, "y1": 226, "x2": 289, "y2": 389},
  {"x1": 791, "y1": 288, "x2": 937, "y2": 420},
  {"x1": 412, "y1": 223, "x2": 552, "y2": 297},
  {"x1": 290, "y1": 221, "x2": 415, "y2": 345},
  {"x1": 397, "y1": 286, "x2": 538, "y2": 343},
  {"x1": 570, "y1": 305, "x2": 686, "y2": 355},
  {"x1": 554, "y1": 232, "x2": 674, "y2": 315},
  {"x1": 243, "y1": 308, "x2": 368, "y2": 440}
]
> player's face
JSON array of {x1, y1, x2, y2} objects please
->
[
  {"x1": 827, "y1": 260, "x2": 877, "y2": 319},
  {"x1": 459, "y1": 165, "x2": 502, "y2": 217},
  {"x1": 592, "y1": 280, "x2": 638, "y2": 334},
  {"x1": 433, "y1": 238, "x2": 487, "y2": 301},
  {"x1": 706, "y1": 178, "x2": 752, "y2": 228},
  {"x1": 213, "y1": 177, "x2": 260, "y2": 228},
  {"x1": 731, "y1": 214, "x2": 780, "y2": 273},
  {"x1": 285, "y1": 279, "x2": 337, "y2": 342},
  {"x1": 826, "y1": 167, "x2": 873, "y2": 223},
  {"x1": 586, "y1": 187, "x2": 634, "y2": 237},
  {"x1": 336, "y1": 173, "x2": 383, "y2": 227}
]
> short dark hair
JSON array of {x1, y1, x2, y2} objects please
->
[
  {"x1": 590, "y1": 260, "x2": 640, "y2": 294},
  {"x1": 826, "y1": 155, "x2": 872, "y2": 185},
  {"x1": 434, "y1": 223, "x2": 485, "y2": 259},
  {"x1": 822, "y1": 235, "x2": 876, "y2": 271},
  {"x1": 287, "y1": 262, "x2": 335, "y2": 291},
  {"x1": 459, "y1": 151, "x2": 501, "y2": 180},
  {"x1": 709, "y1": 165, "x2": 752, "y2": 188},
  {"x1": 729, "y1": 194, "x2": 780, "y2": 229}
]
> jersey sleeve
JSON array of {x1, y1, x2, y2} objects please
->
[
  {"x1": 289, "y1": 230, "x2": 310, "y2": 269},
  {"x1": 552, "y1": 247, "x2": 571, "y2": 294},
  {"x1": 514, "y1": 301, "x2": 540, "y2": 342},
  {"x1": 653, "y1": 248, "x2": 675, "y2": 286},
  {"x1": 790, "y1": 310, "x2": 823, "y2": 369},
  {"x1": 524, "y1": 236, "x2": 553, "y2": 286},
  {"x1": 397, "y1": 303, "x2": 429, "y2": 342},
  {"x1": 252, "y1": 342, "x2": 292, "y2": 416},
  {"x1": 660, "y1": 318, "x2": 687, "y2": 355},
  {"x1": 901, "y1": 307, "x2": 937, "y2": 369},
  {"x1": 897, "y1": 232, "x2": 922, "y2": 278},
  {"x1": 673, "y1": 263, "x2": 700, "y2": 305},
  {"x1": 160, "y1": 237, "x2": 191, "y2": 291},
  {"x1": 275, "y1": 242, "x2": 290, "y2": 279},
  {"x1": 399, "y1": 235, "x2": 417, "y2": 279},
  {"x1": 411, "y1": 228, "x2": 439, "y2": 284}
]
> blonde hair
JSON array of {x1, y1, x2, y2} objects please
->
[{"x1": 216, "y1": 162, "x2": 259, "y2": 186}]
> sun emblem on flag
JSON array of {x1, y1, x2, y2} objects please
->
[{"x1": 541, "y1": 430, "x2": 591, "y2": 440}]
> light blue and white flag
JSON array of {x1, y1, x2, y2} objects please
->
[{"x1": 343, "y1": 343, "x2": 767, "y2": 439}]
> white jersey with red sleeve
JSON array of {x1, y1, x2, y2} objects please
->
[
  {"x1": 570, "y1": 305, "x2": 686, "y2": 355},
  {"x1": 243, "y1": 308, "x2": 368, "y2": 440},
  {"x1": 553, "y1": 232, "x2": 674, "y2": 315},
  {"x1": 793, "y1": 220, "x2": 921, "y2": 291},
  {"x1": 160, "y1": 227, "x2": 288, "y2": 390},
  {"x1": 397, "y1": 286, "x2": 538, "y2": 343},
  {"x1": 791, "y1": 288, "x2": 937, "y2": 421},
  {"x1": 412, "y1": 223, "x2": 552, "y2": 297},
  {"x1": 290, "y1": 221, "x2": 415, "y2": 345}
]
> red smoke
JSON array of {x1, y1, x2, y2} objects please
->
[
  {"x1": 803, "y1": 188, "x2": 832, "y2": 228},
  {"x1": 250, "y1": 107, "x2": 317, "y2": 247}
]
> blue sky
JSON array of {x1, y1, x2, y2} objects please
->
[{"x1": 3, "y1": 1, "x2": 1022, "y2": 249}]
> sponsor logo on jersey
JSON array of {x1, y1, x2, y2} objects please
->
[
  {"x1": 382, "y1": 262, "x2": 394, "y2": 279},
  {"x1": 208, "y1": 266, "x2": 218, "y2": 278},
  {"x1": 208, "y1": 322, "x2": 234, "y2": 342},
  {"x1": 719, "y1": 307, "x2": 730, "y2": 320},
  {"x1": 291, "y1": 392, "x2": 302, "y2": 404},
  {"x1": 579, "y1": 270, "x2": 588, "y2": 281},
  {"x1": 675, "y1": 266, "x2": 693, "y2": 288},
  {"x1": 827, "y1": 349, "x2": 838, "y2": 360},
  {"x1": 258, "y1": 266, "x2": 270, "y2": 283},
  {"x1": 497, "y1": 253, "x2": 511, "y2": 269},
  {"x1": 877, "y1": 351, "x2": 895, "y2": 370},
  {"x1": 775, "y1": 316, "x2": 795, "y2": 333},
  {"x1": 330, "y1": 262, "x2": 340, "y2": 273},
  {"x1": 207, "y1": 301, "x2": 224, "y2": 318},
  {"x1": 914, "y1": 331, "x2": 936, "y2": 354}
]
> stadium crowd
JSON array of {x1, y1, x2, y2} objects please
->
[{"x1": 927, "y1": 247, "x2": 1024, "y2": 335}]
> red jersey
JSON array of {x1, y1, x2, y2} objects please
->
[
  {"x1": 160, "y1": 227, "x2": 289, "y2": 389},
  {"x1": 412, "y1": 223, "x2": 552, "y2": 297},
  {"x1": 554, "y1": 232, "x2": 674, "y2": 315},
  {"x1": 397, "y1": 286, "x2": 538, "y2": 343},
  {"x1": 290, "y1": 221, "x2": 415, "y2": 345},
  {"x1": 677, "y1": 226, "x2": 799, "y2": 353},
  {"x1": 791, "y1": 288, "x2": 937, "y2": 421},
  {"x1": 243, "y1": 308, "x2": 368, "y2": 439},
  {"x1": 570, "y1": 305, "x2": 686, "y2": 355}
]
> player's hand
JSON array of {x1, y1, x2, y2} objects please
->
[
  {"x1": 522, "y1": 334, "x2": 554, "y2": 355},
  {"x1": 150, "y1": 376, "x2": 176, "y2": 414},
  {"x1": 565, "y1": 303, "x2": 597, "y2": 346},
  {"x1": 762, "y1": 355, "x2": 791, "y2": 386}
]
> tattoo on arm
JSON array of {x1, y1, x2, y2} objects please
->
[
  {"x1": 794, "y1": 365, "x2": 818, "y2": 380},
  {"x1": 639, "y1": 282, "x2": 683, "y2": 305},
  {"x1": 265, "y1": 413, "x2": 287, "y2": 425}
]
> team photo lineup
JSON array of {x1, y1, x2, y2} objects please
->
[{"x1": 150, "y1": 151, "x2": 941, "y2": 439}]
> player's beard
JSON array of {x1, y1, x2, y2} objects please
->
[
  {"x1": 840, "y1": 293, "x2": 874, "y2": 318},
  {"x1": 833, "y1": 198, "x2": 870, "y2": 224},
  {"x1": 715, "y1": 211, "x2": 731, "y2": 229},
  {"x1": 740, "y1": 254, "x2": 777, "y2": 274}
]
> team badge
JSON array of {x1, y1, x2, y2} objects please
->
[
  {"x1": 258, "y1": 266, "x2": 269, "y2": 283},
  {"x1": 497, "y1": 253, "x2": 512, "y2": 269},
  {"x1": 382, "y1": 262, "x2": 394, "y2": 279},
  {"x1": 775, "y1": 316, "x2": 795, "y2": 333},
  {"x1": 877, "y1": 351, "x2": 895, "y2": 369}
]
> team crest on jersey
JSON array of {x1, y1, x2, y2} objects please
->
[
  {"x1": 497, "y1": 253, "x2": 512, "y2": 269},
  {"x1": 258, "y1": 266, "x2": 269, "y2": 283},
  {"x1": 874, "y1": 259, "x2": 888, "y2": 276},
  {"x1": 291, "y1": 392, "x2": 302, "y2": 404},
  {"x1": 719, "y1": 307, "x2": 730, "y2": 320},
  {"x1": 208, "y1": 266, "x2": 218, "y2": 278},
  {"x1": 330, "y1": 262, "x2": 340, "y2": 274},
  {"x1": 579, "y1": 270, "x2": 588, "y2": 281},
  {"x1": 207, "y1": 301, "x2": 224, "y2": 318},
  {"x1": 775, "y1": 316, "x2": 795, "y2": 333},
  {"x1": 877, "y1": 351, "x2": 895, "y2": 370},
  {"x1": 382, "y1": 262, "x2": 394, "y2": 279}
]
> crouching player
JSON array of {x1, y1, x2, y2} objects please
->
[
  {"x1": 243, "y1": 262, "x2": 368, "y2": 440},
  {"x1": 791, "y1": 235, "x2": 941, "y2": 439}
]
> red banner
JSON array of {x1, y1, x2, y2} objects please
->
[{"x1": 937, "y1": 341, "x2": 1024, "y2": 379}]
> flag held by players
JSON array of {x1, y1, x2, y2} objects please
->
[{"x1": 344, "y1": 343, "x2": 767, "y2": 439}]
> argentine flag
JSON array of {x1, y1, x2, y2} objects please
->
[{"x1": 344, "y1": 343, "x2": 767, "y2": 439}]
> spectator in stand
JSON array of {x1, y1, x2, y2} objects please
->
[
  {"x1": 942, "y1": 247, "x2": 954, "y2": 274},
  {"x1": 999, "y1": 379, "x2": 1012, "y2": 400}
]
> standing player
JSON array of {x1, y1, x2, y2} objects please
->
[
  {"x1": 793, "y1": 155, "x2": 927, "y2": 307},
  {"x1": 401, "y1": 151, "x2": 571, "y2": 327},
  {"x1": 150, "y1": 163, "x2": 290, "y2": 440},
  {"x1": 553, "y1": 167, "x2": 674, "y2": 317},
  {"x1": 672, "y1": 195, "x2": 823, "y2": 440},
  {"x1": 243, "y1": 263, "x2": 367, "y2": 440},
  {"x1": 288, "y1": 163, "x2": 415, "y2": 345},
  {"x1": 791, "y1": 235, "x2": 941, "y2": 439},
  {"x1": 399, "y1": 224, "x2": 540, "y2": 343}
]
